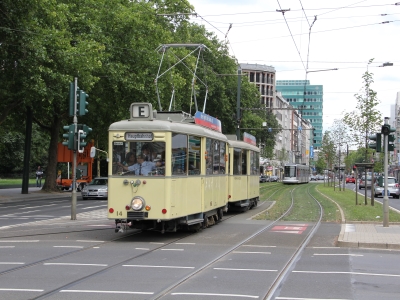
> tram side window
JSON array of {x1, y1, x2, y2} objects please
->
[
  {"x1": 212, "y1": 140, "x2": 220, "y2": 174},
  {"x1": 250, "y1": 151, "x2": 258, "y2": 175},
  {"x1": 188, "y1": 135, "x2": 201, "y2": 175},
  {"x1": 241, "y1": 149, "x2": 247, "y2": 175},
  {"x1": 206, "y1": 138, "x2": 212, "y2": 175},
  {"x1": 219, "y1": 142, "x2": 226, "y2": 174},
  {"x1": 172, "y1": 133, "x2": 187, "y2": 175},
  {"x1": 233, "y1": 148, "x2": 241, "y2": 175}
]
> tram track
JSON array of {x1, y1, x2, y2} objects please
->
[
  {"x1": 0, "y1": 184, "x2": 323, "y2": 300},
  {"x1": 149, "y1": 185, "x2": 323, "y2": 300}
]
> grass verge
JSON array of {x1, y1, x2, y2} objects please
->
[{"x1": 257, "y1": 182, "x2": 400, "y2": 223}]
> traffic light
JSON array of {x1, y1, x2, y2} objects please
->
[
  {"x1": 78, "y1": 90, "x2": 89, "y2": 116},
  {"x1": 77, "y1": 124, "x2": 92, "y2": 153},
  {"x1": 381, "y1": 124, "x2": 392, "y2": 135},
  {"x1": 381, "y1": 124, "x2": 396, "y2": 151},
  {"x1": 368, "y1": 133, "x2": 381, "y2": 152},
  {"x1": 68, "y1": 81, "x2": 88, "y2": 116},
  {"x1": 62, "y1": 124, "x2": 76, "y2": 150}
]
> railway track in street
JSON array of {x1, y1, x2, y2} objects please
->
[{"x1": 0, "y1": 185, "x2": 325, "y2": 300}]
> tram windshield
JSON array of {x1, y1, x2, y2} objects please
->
[
  {"x1": 112, "y1": 141, "x2": 165, "y2": 176},
  {"x1": 284, "y1": 166, "x2": 296, "y2": 177}
]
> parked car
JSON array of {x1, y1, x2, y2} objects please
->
[
  {"x1": 359, "y1": 176, "x2": 373, "y2": 189},
  {"x1": 269, "y1": 175, "x2": 279, "y2": 182},
  {"x1": 81, "y1": 177, "x2": 108, "y2": 200},
  {"x1": 346, "y1": 176, "x2": 355, "y2": 183},
  {"x1": 259, "y1": 175, "x2": 268, "y2": 183},
  {"x1": 374, "y1": 177, "x2": 400, "y2": 198},
  {"x1": 309, "y1": 175, "x2": 317, "y2": 181},
  {"x1": 316, "y1": 174, "x2": 325, "y2": 180}
]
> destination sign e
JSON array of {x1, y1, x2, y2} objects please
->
[
  {"x1": 125, "y1": 132, "x2": 153, "y2": 141},
  {"x1": 130, "y1": 102, "x2": 153, "y2": 120}
]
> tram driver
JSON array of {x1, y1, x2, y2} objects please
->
[{"x1": 118, "y1": 154, "x2": 162, "y2": 176}]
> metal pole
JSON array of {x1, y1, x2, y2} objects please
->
[
  {"x1": 236, "y1": 66, "x2": 241, "y2": 140},
  {"x1": 383, "y1": 117, "x2": 389, "y2": 227},
  {"x1": 71, "y1": 77, "x2": 78, "y2": 220}
]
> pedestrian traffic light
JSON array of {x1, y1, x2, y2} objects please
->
[
  {"x1": 62, "y1": 124, "x2": 76, "y2": 150},
  {"x1": 368, "y1": 133, "x2": 381, "y2": 152},
  {"x1": 78, "y1": 90, "x2": 89, "y2": 116},
  {"x1": 77, "y1": 124, "x2": 92, "y2": 153}
]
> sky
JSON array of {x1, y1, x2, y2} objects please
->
[{"x1": 188, "y1": 0, "x2": 400, "y2": 132}]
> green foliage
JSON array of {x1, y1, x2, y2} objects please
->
[
  {"x1": 342, "y1": 59, "x2": 382, "y2": 149},
  {"x1": 0, "y1": 0, "x2": 280, "y2": 189}
]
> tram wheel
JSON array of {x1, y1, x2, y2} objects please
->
[
  {"x1": 217, "y1": 208, "x2": 223, "y2": 222},
  {"x1": 202, "y1": 215, "x2": 208, "y2": 229}
]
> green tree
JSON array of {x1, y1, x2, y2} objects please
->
[{"x1": 343, "y1": 59, "x2": 382, "y2": 153}]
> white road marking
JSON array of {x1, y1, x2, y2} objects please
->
[
  {"x1": 171, "y1": 292, "x2": 259, "y2": 298},
  {"x1": 0, "y1": 246, "x2": 15, "y2": 248},
  {"x1": 276, "y1": 297, "x2": 351, "y2": 300},
  {"x1": 150, "y1": 242, "x2": 165, "y2": 244},
  {"x1": 243, "y1": 245, "x2": 276, "y2": 248},
  {"x1": 0, "y1": 288, "x2": 43, "y2": 292},
  {"x1": 293, "y1": 270, "x2": 400, "y2": 277},
  {"x1": 135, "y1": 248, "x2": 150, "y2": 250},
  {"x1": 44, "y1": 263, "x2": 107, "y2": 266},
  {"x1": 313, "y1": 254, "x2": 363, "y2": 256},
  {"x1": 175, "y1": 242, "x2": 195, "y2": 245},
  {"x1": 60, "y1": 290, "x2": 153, "y2": 295},
  {"x1": 123, "y1": 265, "x2": 194, "y2": 269},
  {"x1": 76, "y1": 240, "x2": 104, "y2": 243},
  {"x1": 0, "y1": 240, "x2": 39, "y2": 243},
  {"x1": 233, "y1": 251, "x2": 271, "y2": 254},
  {"x1": 53, "y1": 246, "x2": 84, "y2": 248},
  {"x1": 214, "y1": 267, "x2": 277, "y2": 272},
  {"x1": 0, "y1": 262, "x2": 24, "y2": 265},
  {"x1": 160, "y1": 249, "x2": 184, "y2": 251}
]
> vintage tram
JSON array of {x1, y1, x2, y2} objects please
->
[{"x1": 106, "y1": 102, "x2": 259, "y2": 233}]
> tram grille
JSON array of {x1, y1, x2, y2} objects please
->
[{"x1": 127, "y1": 212, "x2": 148, "y2": 219}]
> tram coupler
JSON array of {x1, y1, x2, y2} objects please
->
[{"x1": 115, "y1": 219, "x2": 129, "y2": 233}]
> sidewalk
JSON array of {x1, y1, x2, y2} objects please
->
[
  {"x1": 0, "y1": 187, "x2": 70, "y2": 203},
  {"x1": 337, "y1": 223, "x2": 400, "y2": 250}
]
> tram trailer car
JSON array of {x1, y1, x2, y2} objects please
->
[
  {"x1": 107, "y1": 103, "x2": 260, "y2": 233},
  {"x1": 282, "y1": 164, "x2": 310, "y2": 184},
  {"x1": 227, "y1": 138, "x2": 260, "y2": 211}
]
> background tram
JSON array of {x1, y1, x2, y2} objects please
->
[
  {"x1": 106, "y1": 102, "x2": 259, "y2": 233},
  {"x1": 282, "y1": 164, "x2": 310, "y2": 184}
]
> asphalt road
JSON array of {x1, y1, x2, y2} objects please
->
[{"x1": 1, "y1": 197, "x2": 400, "y2": 300}]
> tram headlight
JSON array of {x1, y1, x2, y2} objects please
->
[{"x1": 131, "y1": 197, "x2": 145, "y2": 211}]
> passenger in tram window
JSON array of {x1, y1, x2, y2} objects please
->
[
  {"x1": 123, "y1": 151, "x2": 136, "y2": 167},
  {"x1": 141, "y1": 143, "x2": 155, "y2": 161}
]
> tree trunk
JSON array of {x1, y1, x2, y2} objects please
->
[{"x1": 42, "y1": 114, "x2": 62, "y2": 191}]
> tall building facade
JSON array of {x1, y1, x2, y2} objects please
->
[
  {"x1": 240, "y1": 64, "x2": 312, "y2": 175},
  {"x1": 240, "y1": 63, "x2": 275, "y2": 107},
  {"x1": 276, "y1": 80, "x2": 323, "y2": 149}
]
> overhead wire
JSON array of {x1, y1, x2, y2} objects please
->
[{"x1": 276, "y1": 0, "x2": 306, "y2": 71}]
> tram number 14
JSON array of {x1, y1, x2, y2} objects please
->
[{"x1": 116, "y1": 211, "x2": 123, "y2": 216}]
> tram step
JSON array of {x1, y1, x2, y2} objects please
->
[{"x1": 185, "y1": 218, "x2": 204, "y2": 225}]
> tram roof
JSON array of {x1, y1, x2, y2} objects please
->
[
  {"x1": 227, "y1": 139, "x2": 260, "y2": 152},
  {"x1": 109, "y1": 118, "x2": 228, "y2": 141}
]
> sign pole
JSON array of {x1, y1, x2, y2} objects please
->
[{"x1": 71, "y1": 77, "x2": 78, "y2": 220}]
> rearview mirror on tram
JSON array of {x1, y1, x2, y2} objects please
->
[{"x1": 90, "y1": 146, "x2": 109, "y2": 162}]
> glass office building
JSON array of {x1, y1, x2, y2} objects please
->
[{"x1": 276, "y1": 80, "x2": 323, "y2": 149}]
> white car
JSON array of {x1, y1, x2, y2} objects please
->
[
  {"x1": 374, "y1": 177, "x2": 400, "y2": 199},
  {"x1": 81, "y1": 177, "x2": 108, "y2": 200}
]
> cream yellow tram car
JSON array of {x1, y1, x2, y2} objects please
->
[
  {"x1": 227, "y1": 136, "x2": 260, "y2": 211},
  {"x1": 107, "y1": 103, "x2": 259, "y2": 233}
]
